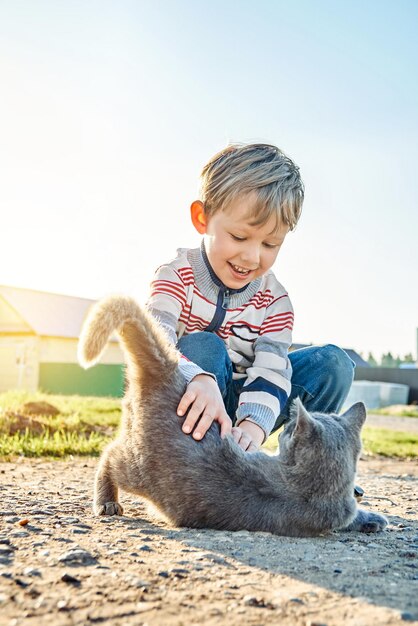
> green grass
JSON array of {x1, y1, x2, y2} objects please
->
[
  {"x1": 0, "y1": 390, "x2": 121, "y2": 459},
  {"x1": 0, "y1": 430, "x2": 107, "y2": 457},
  {"x1": 263, "y1": 426, "x2": 418, "y2": 458},
  {"x1": 361, "y1": 426, "x2": 418, "y2": 458},
  {"x1": 373, "y1": 405, "x2": 418, "y2": 418},
  {"x1": 1, "y1": 391, "x2": 417, "y2": 459}
]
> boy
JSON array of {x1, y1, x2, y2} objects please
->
[{"x1": 147, "y1": 143, "x2": 354, "y2": 452}]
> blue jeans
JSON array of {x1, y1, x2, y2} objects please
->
[{"x1": 177, "y1": 331, "x2": 355, "y2": 433}]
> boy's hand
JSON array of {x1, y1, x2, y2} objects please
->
[
  {"x1": 232, "y1": 420, "x2": 264, "y2": 452},
  {"x1": 177, "y1": 374, "x2": 232, "y2": 441}
]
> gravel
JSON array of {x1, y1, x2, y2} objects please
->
[{"x1": 0, "y1": 456, "x2": 416, "y2": 625}]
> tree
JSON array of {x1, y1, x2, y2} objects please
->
[
  {"x1": 381, "y1": 352, "x2": 397, "y2": 368},
  {"x1": 403, "y1": 353, "x2": 415, "y2": 363},
  {"x1": 367, "y1": 352, "x2": 378, "y2": 367}
]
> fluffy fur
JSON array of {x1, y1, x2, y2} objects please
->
[{"x1": 78, "y1": 296, "x2": 387, "y2": 537}]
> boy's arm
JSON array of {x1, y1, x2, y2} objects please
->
[
  {"x1": 147, "y1": 263, "x2": 232, "y2": 439},
  {"x1": 147, "y1": 264, "x2": 212, "y2": 383},
  {"x1": 235, "y1": 296, "x2": 293, "y2": 444}
]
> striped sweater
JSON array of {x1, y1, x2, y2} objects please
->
[{"x1": 147, "y1": 244, "x2": 293, "y2": 438}]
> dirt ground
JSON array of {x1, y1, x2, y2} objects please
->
[{"x1": 0, "y1": 454, "x2": 417, "y2": 626}]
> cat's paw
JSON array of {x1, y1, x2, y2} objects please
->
[
  {"x1": 358, "y1": 511, "x2": 388, "y2": 533},
  {"x1": 343, "y1": 508, "x2": 388, "y2": 533},
  {"x1": 94, "y1": 501, "x2": 124, "y2": 516}
]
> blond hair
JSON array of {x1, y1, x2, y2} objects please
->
[{"x1": 200, "y1": 143, "x2": 304, "y2": 230}]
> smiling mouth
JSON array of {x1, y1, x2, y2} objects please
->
[{"x1": 229, "y1": 263, "x2": 252, "y2": 276}]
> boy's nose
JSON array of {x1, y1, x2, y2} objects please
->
[{"x1": 242, "y1": 245, "x2": 260, "y2": 267}]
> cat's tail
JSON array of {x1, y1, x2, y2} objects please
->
[{"x1": 78, "y1": 296, "x2": 180, "y2": 384}]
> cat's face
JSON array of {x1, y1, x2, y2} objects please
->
[{"x1": 279, "y1": 399, "x2": 366, "y2": 472}]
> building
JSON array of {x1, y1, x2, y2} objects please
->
[
  {"x1": 0, "y1": 285, "x2": 124, "y2": 396},
  {"x1": 0, "y1": 285, "x2": 371, "y2": 398}
]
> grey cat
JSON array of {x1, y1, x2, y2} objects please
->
[{"x1": 78, "y1": 296, "x2": 387, "y2": 537}]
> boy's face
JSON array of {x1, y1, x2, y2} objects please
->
[{"x1": 192, "y1": 192, "x2": 289, "y2": 289}]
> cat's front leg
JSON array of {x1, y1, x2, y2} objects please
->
[
  {"x1": 93, "y1": 442, "x2": 124, "y2": 516},
  {"x1": 342, "y1": 507, "x2": 388, "y2": 533}
]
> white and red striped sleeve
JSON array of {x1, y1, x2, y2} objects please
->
[{"x1": 146, "y1": 263, "x2": 214, "y2": 385}]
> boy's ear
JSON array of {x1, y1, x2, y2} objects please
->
[{"x1": 190, "y1": 201, "x2": 207, "y2": 234}]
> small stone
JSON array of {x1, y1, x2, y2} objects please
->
[
  {"x1": 74, "y1": 523, "x2": 92, "y2": 530},
  {"x1": 70, "y1": 528, "x2": 89, "y2": 535},
  {"x1": 34, "y1": 596, "x2": 47, "y2": 609},
  {"x1": 333, "y1": 568, "x2": 342, "y2": 574},
  {"x1": 211, "y1": 555, "x2": 229, "y2": 565},
  {"x1": 31, "y1": 510, "x2": 55, "y2": 516},
  {"x1": 243, "y1": 595, "x2": 260, "y2": 606},
  {"x1": 139, "y1": 545, "x2": 153, "y2": 552},
  {"x1": 18, "y1": 519, "x2": 29, "y2": 526},
  {"x1": 170, "y1": 568, "x2": 189, "y2": 578},
  {"x1": 61, "y1": 573, "x2": 81, "y2": 586},
  {"x1": 9, "y1": 531, "x2": 29, "y2": 538},
  {"x1": 158, "y1": 571, "x2": 169, "y2": 578},
  {"x1": 5, "y1": 517, "x2": 20, "y2": 524},
  {"x1": 401, "y1": 612, "x2": 418, "y2": 622},
  {"x1": 23, "y1": 567, "x2": 41, "y2": 577},
  {"x1": 125, "y1": 576, "x2": 149, "y2": 588},
  {"x1": 57, "y1": 599, "x2": 68, "y2": 610},
  {"x1": 243, "y1": 595, "x2": 274, "y2": 609},
  {"x1": 57, "y1": 548, "x2": 97, "y2": 565}
]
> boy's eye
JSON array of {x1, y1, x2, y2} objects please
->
[
  {"x1": 230, "y1": 234, "x2": 246, "y2": 242},
  {"x1": 263, "y1": 242, "x2": 280, "y2": 249}
]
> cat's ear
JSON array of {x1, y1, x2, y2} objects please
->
[
  {"x1": 291, "y1": 397, "x2": 314, "y2": 435},
  {"x1": 341, "y1": 402, "x2": 367, "y2": 429}
]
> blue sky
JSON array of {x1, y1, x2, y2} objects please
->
[{"x1": 1, "y1": 0, "x2": 417, "y2": 359}]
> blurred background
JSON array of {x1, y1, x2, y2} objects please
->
[{"x1": 1, "y1": 0, "x2": 417, "y2": 365}]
